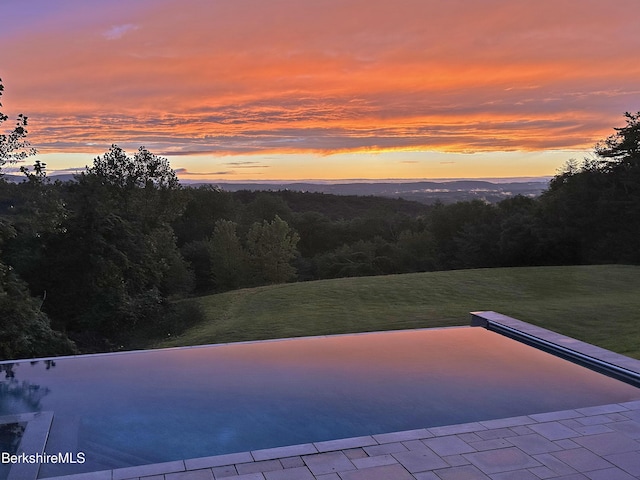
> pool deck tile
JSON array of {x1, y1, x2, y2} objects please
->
[
  {"x1": 312, "y1": 435, "x2": 377, "y2": 453},
  {"x1": 112, "y1": 461, "x2": 186, "y2": 480},
  {"x1": 432, "y1": 464, "x2": 491, "y2": 479},
  {"x1": 235, "y1": 459, "x2": 282, "y2": 475},
  {"x1": 301, "y1": 451, "x2": 355, "y2": 475},
  {"x1": 372, "y1": 428, "x2": 432, "y2": 443},
  {"x1": 251, "y1": 443, "x2": 317, "y2": 461},
  {"x1": 338, "y1": 463, "x2": 415, "y2": 480},
  {"x1": 263, "y1": 466, "x2": 315, "y2": 480},
  {"x1": 422, "y1": 435, "x2": 476, "y2": 456},
  {"x1": 164, "y1": 469, "x2": 214, "y2": 480},
  {"x1": 185, "y1": 452, "x2": 254, "y2": 470},
  {"x1": 528, "y1": 421, "x2": 581, "y2": 440}
]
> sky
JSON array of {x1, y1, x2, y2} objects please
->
[{"x1": 1, "y1": 0, "x2": 639, "y2": 181}]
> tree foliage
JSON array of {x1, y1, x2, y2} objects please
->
[
  {"x1": 246, "y1": 215, "x2": 300, "y2": 284},
  {"x1": 88, "y1": 145, "x2": 179, "y2": 190},
  {"x1": 0, "y1": 78, "x2": 36, "y2": 170}
]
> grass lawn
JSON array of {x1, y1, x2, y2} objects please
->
[{"x1": 155, "y1": 265, "x2": 640, "y2": 359}]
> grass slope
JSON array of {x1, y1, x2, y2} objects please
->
[{"x1": 157, "y1": 265, "x2": 640, "y2": 359}]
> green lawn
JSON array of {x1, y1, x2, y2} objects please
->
[{"x1": 155, "y1": 265, "x2": 640, "y2": 359}]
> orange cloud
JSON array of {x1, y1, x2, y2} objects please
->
[{"x1": 1, "y1": 0, "x2": 639, "y2": 165}]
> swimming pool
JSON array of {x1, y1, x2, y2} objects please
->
[{"x1": 1, "y1": 326, "x2": 639, "y2": 478}]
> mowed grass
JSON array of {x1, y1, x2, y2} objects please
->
[{"x1": 156, "y1": 265, "x2": 640, "y2": 359}]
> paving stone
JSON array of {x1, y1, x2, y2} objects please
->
[
  {"x1": 234, "y1": 474, "x2": 265, "y2": 480},
  {"x1": 372, "y1": 428, "x2": 432, "y2": 443},
  {"x1": 506, "y1": 434, "x2": 564, "y2": 455},
  {"x1": 583, "y1": 467, "x2": 636, "y2": 480},
  {"x1": 620, "y1": 409, "x2": 640, "y2": 422},
  {"x1": 413, "y1": 473, "x2": 440, "y2": 480},
  {"x1": 392, "y1": 448, "x2": 448, "y2": 473},
  {"x1": 530, "y1": 410, "x2": 583, "y2": 423},
  {"x1": 463, "y1": 447, "x2": 541, "y2": 474},
  {"x1": 551, "y1": 448, "x2": 613, "y2": 472},
  {"x1": 532, "y1": 453, "x2": 578, "y2": 476},
  {"x1": 363, "y1": 441, "x2": 407, "y2": 456},
  {"x1": 479, "y1": 416, "x2": 533, "y2": 429},
  {"x1": 402, "y1": 439, "x2": 431, "y2": 451},
  {"x1": 467, "y1": 438, "x2": 512, "y2": 451},
  {"x1": 236, "y1": 460, "x2": 282, "y2": 475},
  {"x1": 509, "y1": 426, "x2": 534, "y2": 436},
  {"x1": 490, "y1": 470, "x2": 540, "y2": 480},
  {"x1": 186, "y1": 452, "x2": 254, "y2": 470},
  {"x1": 337, "y1": 463, "x2": 414, "y2": 480},
  {"x1": 527, "y1": 465, "x2": 559, "y2": 479},
  {"x1": 567, "y1": 424, "x2": 614, "y2": 436},
  {"x1": 432, "y1": 464, "x2": 490, "y2": 479},
  {"x1": 302, "y1": 452, "x2": 355, "y2": 475},
  {"x1": 263, "y1": 466, "x2": 315, "y2": 480},
  {"x1": 551, "y1": 474, "x2": 589, "y2": 480},
  {"x1": 603, "y1": 451, "x2": 640, "y2": 476},
  {"x1": 165, "y1": 470, "x2": 214, "y2": 480},
  {"x1": 606, "y1": 420, "x2": 640, "y2": 439},
  {"x1": 351, "y1": 453, "x2": 398, "y2": 469},
  {"x1": 313, "y1": 436, "x2": 377, "y2": 452},
  {"x1": 457, "y1": 433, "x2": 483, "y2": 443},
  {"x1": 572, "y1": 432, "x2": 640, "y2": 456},
  {"x1": 605, "y1": 413, "x2": 629, "y2": 422},
  {"x1": 113, "y1": 461, "x2": 186, "y2": 480},
  {"x1": 575, "y1": 415, "x2": 612, "y2": 426},
  {"x1": 576, "y1": 404, "x2": 627, "y2": 416},
  {"x1": 211, "y1": 464, "x2": 237, "y2": 478},
  {"x1": 441, "y1": 454, "x2": 470, "y2": 466},
  {"x1": 276, "y1": 456, "x2": 303, "y2": 469},
  {"x1": 342, "y1": 448, "x2": 368, "y2": 460},
  {"x1": 554, "y1": 439, "x2": 580, "y2": 450},
  {"x1": 529, "y1": 422, "x2": 580, "y2": 441},
  {"x1": 314, "y1": 474, "x2": 340, "y2": 480},
  {"x1": 475, "y1": 428, "x2": 515, "y2": 440},
  {"x1": 422, "y1": 435, "x2": 476, "y2": 456},
  {"x1": 44, "y1": 471, "x2": 113, "y2": 480},
  {"x1": 252, "y1": 443, "x2": 317, "y2": 461},
  {"x1": 619, "y1": 400, "x2": 640, "y2": 410},
  {"x1": 430, "y1": 422, "x2": 486, "y2": 436}
]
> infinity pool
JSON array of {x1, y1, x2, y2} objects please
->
[{"x1": 1, "y1": 326, "x2": 639, "y2": 478}]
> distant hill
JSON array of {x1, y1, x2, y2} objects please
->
[
  {"x1": 194, "y1": 179, "x2": 550, "y2": 204},
  {"x1": 2, "y1": 174, "x2": 549, "y2": 204}
]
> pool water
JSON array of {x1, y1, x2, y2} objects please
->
[{"x1": 1, "y1": 327, "x2": 639, "y2": 478}]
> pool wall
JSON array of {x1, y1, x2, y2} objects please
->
[{"x1": 470, "y1": 311, "x2": 640, "y2": 388}]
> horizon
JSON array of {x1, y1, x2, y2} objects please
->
[{"x1": 2, "y1": 1, "x2": 638, "y2": 181}]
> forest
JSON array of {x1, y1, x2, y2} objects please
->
[{"x1": 1, "y1": 77, "x2": 639, "y2": 359}]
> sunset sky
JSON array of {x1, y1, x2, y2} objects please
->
[{"x1": 1, "y1": 0, "x2": 639, "y2": 181}]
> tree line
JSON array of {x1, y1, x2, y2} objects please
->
[{"x1": 1, "y1": 77, "x2": 638, "y2": 359}]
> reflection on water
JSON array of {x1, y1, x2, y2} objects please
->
[
  {"x1": 0, "y1": 327, "x2": 639, "y2": 478},
  {"x1": 0, "y1": 363, "x2": 51, "y2": 414}
]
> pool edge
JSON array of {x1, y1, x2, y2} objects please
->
[{"x1": 471, "y1": 310, "x2": 640, "y2": 388}]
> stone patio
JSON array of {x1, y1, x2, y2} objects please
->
[{"x1": 25, "y1": 312, "x2": 640, "y2": 479}]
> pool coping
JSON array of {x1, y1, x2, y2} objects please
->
[
  {"x1": 9, "y1": 311, "x2": 640, "y2": 479},
  {"x1": 1, "y1": 411, "x2": 53, "y2": 480},
  {"x1": 470, "y1": 310, "x2": 640, "y2": 387}
]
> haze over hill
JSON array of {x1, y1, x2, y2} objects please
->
[
  {"x1": 4, "y1": 174, "x2": 549, "y2": 204},
  {"x1": 202, "y1": 179, "x2": 549, "y2": 204}
]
